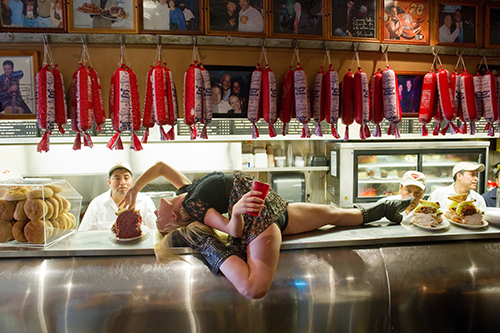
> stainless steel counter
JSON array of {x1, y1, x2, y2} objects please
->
[{"x1": 2, "y1": 223, "x2": 500, "y2": 332}]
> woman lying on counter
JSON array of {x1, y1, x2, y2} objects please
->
[{"x1": 119, "y1": 161, "x2": 413, "y2": 299}]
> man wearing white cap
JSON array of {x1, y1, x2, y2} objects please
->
[
  {"x1": 378, "y1": 170, "x2": 426, "y2": 222},
  {"x1": 79, "y1": 162, "x2": 157, "y2": 231},
  {"x1": 429, "y1": 162, "x2": 486, "y2": 212}
]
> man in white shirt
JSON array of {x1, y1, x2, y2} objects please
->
[
  {"x1": 79, "y1": 162, "x2": 157, "y2": 231},
  {"x1": 378, "y1": 171, "x2": 426, "y2": 223},
  {"x1": 429, "y1": 162, "x2": 486, "y2": 212},
  {"x1": 238, "y1": 0, "x2": 263, "y2": 33}
]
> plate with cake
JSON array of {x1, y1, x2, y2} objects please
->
[
  {"x1": 111, "y1": 209, "x2": 149, "y2": 242},
  {"x1": 444, "y1": 195, "x2": 488, "y2": 229},
  {"x1": 411, "y1": 200, "x2": 449, "y2": 230}
]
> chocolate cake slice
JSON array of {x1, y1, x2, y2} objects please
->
[{"x1": 112, "y1": 209, "x2": 143, "y2": 239}]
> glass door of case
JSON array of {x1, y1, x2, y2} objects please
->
[
  {"x1": 421, "y1": 151, "x2": 485, "y2": 196},
  {"x1": 355, "y1": 151, "x2": 418, "y2": 202}
]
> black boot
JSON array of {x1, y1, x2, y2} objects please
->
[
  {"x1": 354, "y1": 196, "x2": 414, "y2": 224},
  {"x1": 168, "y1": 227, "x2": 236, "y2": 276}
]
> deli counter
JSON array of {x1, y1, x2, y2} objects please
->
[{"x1": 2, "y1": 217, "x2": 500, "y2": 332}]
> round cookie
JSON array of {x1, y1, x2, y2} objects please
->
[
  {"x1": 3, "y1": 188, "x2": 27, "y2": 201},
  {"x1": 45, "y1": 184, "x2": 62, "y2": 194},
  {"x1": 12, "y1": 220, "x2": 28, "y2": 242},
  {"x1": 53, "y1": 194, "x2": 64, "y2": 214},
  {"x1": 0, "y1": 220, "x2": 13, "y2": 243},
  {"x1": 0, "y1": 199, "x2": 15, "y2": 221},
  {"x1": 57, "y1": 213, "x2": 69, "y2": 230},
  {"x1": 47, "y1": 197, "x2": 59, "y2": 220},
  {"x1": 26, "y1": 187, "x2": 54, "y2": 200},
  {"x1": 44, "y1": 200, "x2": 54, "y2": 220},
  {"x1": 24, "y1": 199, "x2": 46, "y2": 221},
  {"x1": 24, "y1": 220, "x2": 46, "y2": 244},
  {"x1": 59, "y1": 195, "x2": 71, "y2": 213},
  {"x1": 13, "y1": 200, "x2": 29, "y2": 222},
  {"x1": 66, "y1": 212, "x2": 77, "y2": 229}
]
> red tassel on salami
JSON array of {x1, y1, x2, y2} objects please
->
[
  {"x1": 418, "y1": 70, "x2": 437, "y2": 136},
  {"x1": 353, "y1": 67, "x2": 371, "y2": 140},
  {"x1": 280, "y1": 66, "x2": 294, "y2": 136},
  {"x1": 341, "y1": 68, "x2": 354, "y2": 140},
  {"x1": 382, "y1": 66, "x2": 402, "y2": 138},
  {"x1": 247, "y1": 64, "x2": 263, "y2": 139},
  {"x1": 323, "y1": 64, "x2": 340, "y2": 139}
]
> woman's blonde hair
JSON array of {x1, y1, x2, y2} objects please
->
[
  {"x1": 157, "y1": 206, "x2": 195, "y2": 234},
  {"x1": 154, "y1": 221, "x2": 217, "y2": 264}
]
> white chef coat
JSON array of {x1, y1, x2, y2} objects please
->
[
  {"x1": 378, "y1": 194, "x2": 414, "y2": 223},
  {"x1": 238, "y1": 6, "x2": 263, "y2": 33},
  {"x1": 79, "y1": 190, "x2": 157, "y2": 231},
  {"x1": 429, "y1": 184, "x2": 486, "y2": 212}
]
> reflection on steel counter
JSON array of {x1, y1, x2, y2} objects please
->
[{"x1": 2, "y1": 241, "x2": 500, "y2": 332}]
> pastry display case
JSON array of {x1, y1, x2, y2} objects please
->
[
  {"x1": 0, "y1": 179, "x2": 82, "y2": 247},
  {"x1": 327, "y1": 141, "x2": 489, "y2": 208}
]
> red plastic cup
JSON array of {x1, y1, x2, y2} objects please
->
[{"x1": 248, "y1": 180, "x2": 270, "y2": 217}]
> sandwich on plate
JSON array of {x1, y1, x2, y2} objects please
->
[
  {"x1": 445, "y1": 195, "x2": 483, "y2": 225},
  {"x1": 413, "y1": 200, "x2": 443, "y2": 227}
]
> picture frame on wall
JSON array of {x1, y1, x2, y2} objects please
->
[
  {"x1": 330, "y1": 0, "x2": 378, "y2": 41},
  {"x1": 0, "y1": 0, "x2": 67, "y2": 32},
  {"x1": 433, "y1": 1, "x2": 478, "y2": 47},
  {"x1": 68, "y1": 0, "x2": 138, "y2": 33},
  {"x1": 382, "y1": 0, "x2": 430, "y2": 45},
  {"x1": 140, "y1": 0, "x2": 202, "y2": 33},
  {"x1": 485, "y1": 4, "x2": 500, "y2": 49},
  {"x1": 206, "y1": 0, "x2": 266, "y2": 36},
  {"x1": 396, "y1": 71, "x2": 425, "y2": 117},
  {"x1": 0, "y1": 51, "x2": 38, "y2": 119},
  {"x1": 203, "y1": 65, "x2": 255, "y2": 119},
  {"x1": 271, "y1": 0, "x2": 324, "y2": 38}
]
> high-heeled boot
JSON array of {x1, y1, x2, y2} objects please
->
[
  {"x1": 354, "y1": 196, "x2": 414, "y2": 224},
  {"x1": 168, "y1": 228, "x2": 237, "y2": 276}
]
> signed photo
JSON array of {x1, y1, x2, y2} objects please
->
[
  {"x1": 382, "y1": 0, "x2": 429, "y2": 45},
  {"x1": 331, "y1": 0, "x2": 377, "y2": 40}
]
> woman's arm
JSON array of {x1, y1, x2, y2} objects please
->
[
  {"x1": 119, "y1": 161, "x2": 191, "y2": 209},
  {"x1": 203, "y1": 190, "x2": 264, "y2": 238}
]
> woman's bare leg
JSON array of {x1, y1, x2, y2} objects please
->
[
  {"x1": 219, "y1": 224, "x2": 282, "y2": 299},
  {"x1": 284, "y1": 203, "x2": 363, "y2": 235}
]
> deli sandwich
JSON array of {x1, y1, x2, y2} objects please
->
[
  {"x1": 413, "y1": 200, "x2": 443, "y2": 227},
  {"x1": 444, "y1": 194, "x2": 483, "y2": 225}
]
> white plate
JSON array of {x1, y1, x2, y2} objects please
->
[
  {"x1": 445, "y1": 217, "x2": 489, "y2": 229},
  {"x1": 412, "y1": 219, "x2": 450, "y2": 230},
  {"x1": 110, "y1": 226, "x2": 149, "y2": 242}
]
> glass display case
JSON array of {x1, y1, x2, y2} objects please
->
[
  {"x1": 327, "y1": 141, "x2": 489, "y2": 208},
  {"x1": 0, "y1": 179, "x2": 82, "y2": 247}
]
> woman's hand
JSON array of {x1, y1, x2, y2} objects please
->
[
  {"x1": 118, "y1": 186, "x2": 139, "y2": 210},
  {"x1": 232, "y1": 190, "x2": 265, "y2": 216}
]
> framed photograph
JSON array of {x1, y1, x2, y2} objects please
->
[
  {"x1": 485, "y1": 4, "x2": 500, "y2": 49},
  {"x1": 0, "y1": 51, "x2": 38, "y2": 119},
  {"x1": 382, "y1": 0, "x2": 430, "y2": 45},
  {"x1": 141, "y1": 0, "x2": 202, "y2": 33},
  {"x1": 330, "y1": 0, "x2": 378, "y2": 41},
  {"x1": 271, "y1": 0, "x2": 324, "y2": 38},
  {"x1": 396, "y1": 71, "x2": 425, "y2": 117},
  {"x1": 433, "y1": 2, "x2": 478, "y2": 47},
  {"x1": 0, "y1": 0, "x2": 67, "y2": 32},
  {"x1": 68, "y1": 0, "x2": 138, "y2": 33},
  {"x1": 204, "y1": 65, "x2": 254, "y2": 118},
  {"x1": 206, "y1": 0, "x2": 266, "y2": 36}
]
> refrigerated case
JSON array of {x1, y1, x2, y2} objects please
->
[{"x1": 327, "y1": 141, "x2": 489, "y2": 208}]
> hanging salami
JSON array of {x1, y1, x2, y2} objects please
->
[
  {"x1": 279, "y1": 65, "x2": 294, "y2": 136},
  {"x1": 199, "y1": 63, "x2": 213, "y2": 139},
  {"x1": 382, "y1": 66, "x2": 402, "y2": 138},
  {"x1": 323, "y1": 64, "x2": 341, "y2": 139},
  {"x1": 341, "y1": 68, "x2": 354, "y2": 140},
  {"x1": 370, "y1": 69, "x2": 384, "y2": 137},
  {"x1": 353, "y1": 67, "x2": 371, "y2": 140},
  {"x1": 436, "y1": 66, "x2": 460, "y2": 135},
  {"x1": 312, "y1": 66, "x2": 325, "y2": 137},
  {"x1": 418, "y1": 69, "x2": 437, "y2": 136},
  {"x1": 262, "y1": 64, "x2": 278, "y2": 137},
  {"x1": 482, "y1": 69, "x2": 498, "y2": 137},
  {"x1": 459, "y1": 69, "x2": 478, "y2": 135},
  {"x1": 183, "y1": 62, "x2": 202, "y2": 140},
  {"x1": 247, "y1": 63, "x2": 263, "y2": 139},
  {"x1": 294, "y1": 63, "x2": 311, "y2": 138}
]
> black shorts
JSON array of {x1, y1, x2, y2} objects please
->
[{"x1": 274, "y1": 209, "x2": 289, "y2": 233}]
